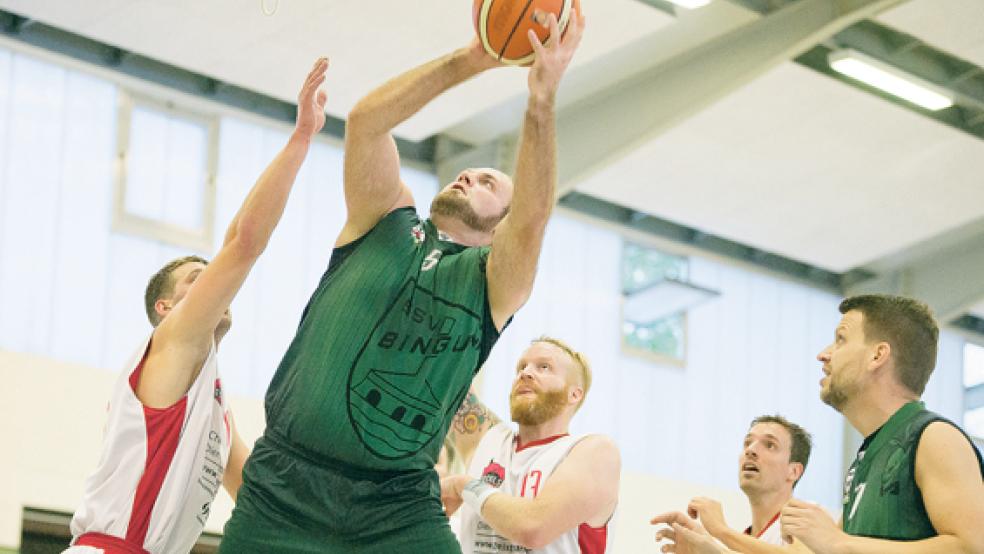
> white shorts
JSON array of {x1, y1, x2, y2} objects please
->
[{"x1": 61, "y1": 546, "x2": 104, "y2": 553}]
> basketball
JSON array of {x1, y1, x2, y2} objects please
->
[{"x1": 473, "y1": 0, "x2": 579, "y2": 65}]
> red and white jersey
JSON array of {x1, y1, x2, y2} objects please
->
[
  {"x1": 457, "y1": 423, "x2": 615, "y2": 554},
  {"x1": 69, "y1": 334, "x2": 231, "y2": 554},
  {"x1": 743, "y1": 512, "x2": 783, "y2": 546}
]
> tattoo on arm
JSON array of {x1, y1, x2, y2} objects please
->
[{"x1": 453, "y1": 392, "x2": 500, "y2": 434}]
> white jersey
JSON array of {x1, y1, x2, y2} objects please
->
[
  {"x1": 743, "y1": 512, "x2": 783, "y2": 546},
  {"x1": 69, "y1": 334, "x2": 231, "y2": 554},
  {"x1": 457, "y1": 424, "x2": 615, "y2": 554}
]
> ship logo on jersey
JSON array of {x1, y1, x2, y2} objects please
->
[
  {"x1": 482, "y1": 461, "x2": 506, "y2": 488},
  {"x1": 347, "y1": 278, "x2": 483, "y2": 459}
]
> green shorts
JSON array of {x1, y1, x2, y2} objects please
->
[{"x1": 218, "y1": 434, "x2": 461, "y2": 553}]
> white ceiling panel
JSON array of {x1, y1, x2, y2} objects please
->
[
  {"x1": 878, "y1": 0, "x2": 984, "y2": 67},
  {"x1": 0, "y1": 0, "x2": 673, "y2": 141},
  {"x1": 576, "y1": 62, "x2": 984, "y2": 273}
]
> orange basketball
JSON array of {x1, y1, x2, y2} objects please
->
[{"x1": 473, "y1": 0, "x2": 579, "y2": 66}]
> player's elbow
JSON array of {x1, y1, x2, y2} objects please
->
[
  {"x1": 514, "y1": 529, "x2": 550, "y2": 550},
  {"x1": 345, "y1": 102, "x2": 382, "y2": 137},
  {"x1": 512, "y1": 520, "x2": 556, "y2": 550}
]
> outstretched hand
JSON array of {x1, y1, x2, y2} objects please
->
[
  {"x1": 780, "y1": 499, "x2": 842, "y2": 554},
  {"x1": 295, "y1": 57, "x2": 329, "y2": 138},
  {"x1": 527, "y1": 8, "x2": 586, "y2": 99},
  {"x1": 652, "y1": 511, "x2": 723, "y2": 554}
]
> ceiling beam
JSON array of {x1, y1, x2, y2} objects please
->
[
  {"x1": 845, "y1": 224, "x2": 984, "y2": 323},
  {"x1": 551, "y1": 0, "x2": 906, "y2": 196},
  {"x1": 0, "y1": 8, "x2": 439, "y2": 164}
]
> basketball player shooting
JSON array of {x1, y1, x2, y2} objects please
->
[
  {"x1": 218, "y1": 7, "x2": 587, "y2": 554},
  {"x1": 64, "y1": 58, "x2": 330, "y2": 554}
]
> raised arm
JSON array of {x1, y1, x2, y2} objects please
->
[
  {"x1": 137, "y1": 58, "x2": 329, "y2": 408},
  {"x1": 338, "y1": 44, "x2": 499, "y2": 246},
  {"x1": 447, "y1": 385, "x2": 502, "y2": 469},
  {"x1": 486, "y1": 11, "x2": 585, "y2": 331},
  {"x1": 782, "y1": 423, "x2": 984, "y2": 554}
]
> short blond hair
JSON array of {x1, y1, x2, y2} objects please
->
[{"x1": 532, "y1": 336, "x2": 592, "y2": 411}]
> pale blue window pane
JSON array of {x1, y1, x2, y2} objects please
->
[
  {"x1": 125, "y1": 105, "x2": 207, "y2": 229},
  {"x1": 964, "y1": 342, "x2": 984, "y2": 388},
  {"x1": 965, "y1": 406, "x2": 984, "y2": 440},
  {"x1": 621, "y1": 242, "x2": 688, "y2": 360}
]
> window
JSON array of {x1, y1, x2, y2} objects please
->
[
  {"x1": 964, "y1": 342, "x2": 984, "y2": 440},
  {"x1": 620, "y1": 243, "x2": 689, "y2": 364},
  {"x1": 113, "y1": 91, "x2": 218, "y2": 251}
]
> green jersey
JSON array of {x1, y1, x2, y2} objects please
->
[
  {"x1": 841, "y1": 401, "x2": 984, "y2": 540},
  {"x1": 264, "y1": 207, "x2": 501, "y2": 471}
]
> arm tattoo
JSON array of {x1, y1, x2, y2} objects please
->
[{"x1": 453, "y1": 391, "x2": 500, "y2": 435}]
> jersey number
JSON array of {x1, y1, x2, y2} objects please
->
[
  {"x1": 422, "y1": 249, "x2": 442, "y2": 271},
  {"x1": 848, "y1": 482, "x2": 866, "y2": 520},
  {"x1": 521, "y1": 470, "x2": 543, "y2": 498}
]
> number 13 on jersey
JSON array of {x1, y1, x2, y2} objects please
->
[{"x1": 520, "y1": 470, "x2": 543, "y2": 498}]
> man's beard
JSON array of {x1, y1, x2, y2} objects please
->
[
  {"x1": 430, "y1": 191, "x2": 501, "y2": 233},
  {"x1": 510, "y1": 386, "x2": 569, "y2": 426},
  {"x1": 820, "y1": 373, "x2": 851, "y2": 412}
]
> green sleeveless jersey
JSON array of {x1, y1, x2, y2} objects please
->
[
  {"x1": 264, "y1": 208, "x2": 501, "y2": 471},
  {"x1": 841, "y1": 401, "x2": 984, "y2": 540}
]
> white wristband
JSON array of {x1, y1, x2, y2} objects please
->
[{"x1": 461, "y1": 478, "x2": 501, "y2": 514}]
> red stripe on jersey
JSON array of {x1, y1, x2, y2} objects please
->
[
  {"x1": 578, "y1": 522, "x2": 608, "y2": 554},
  {"x1": 514, "y1": 433, "x2": 569, "y2": 453},
  {"x1": 744, "y1": 512, "x2": 781, "y2": 538},
  {"x1": 76, "y1": 532, "x2": 151, "y2": 554},
  {"x1": 125, "y1": 361, "x2": 188, "y2": 546}
]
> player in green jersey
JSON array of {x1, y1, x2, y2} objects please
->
[
  {"x1": 219, "y1": 11, "x2": 587, "y2": 554},
  {"x1": 782, "y1": 294, "x2": 984, "y2": 554}
]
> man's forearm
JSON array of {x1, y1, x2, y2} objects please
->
[
  {"x1": 348, "y1": 48, "x2": 489, "y2": 137},
  {"x1": 510, "y1": 95, "x2": 557, "y2": 225},
  {"x1": 718, "y1": 528, "x2": 793, "y2": 554},
  {"x1": 224, "y1": 132, "x2": 312, "y2": 254},
  {"x1": 833, "y1": 535, "x2": 973, "y2": 554},
  {"x1": 480, "y1": 494, "x2": 549, "y2": 548}
]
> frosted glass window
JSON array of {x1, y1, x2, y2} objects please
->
[
  {"x1": 620, "y1": 242, "x2": 688, "y2": 363},
  {"x1": 125, "y1": 106, "x2": 207, "y2": 229},
  {"x1": 114, "y1": 93, "x2": 217, "y2": 251},
  {"x1": 964, "y1": 342, "x2": 984, "y2": 388},
  {"x1": 965, "y1": 406, "x2": 984, "y2": 440}
]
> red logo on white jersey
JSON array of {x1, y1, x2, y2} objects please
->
[{"x1": 482, "y1": 461, "x2": 506, "y2": 488}]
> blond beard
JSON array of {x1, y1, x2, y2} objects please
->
[
  {"x1": 430, "y1": 191, "x2": 502, "y2": 233},
  {"x1": 510, "y1": 387, "x2": 569, "y2": 426}
]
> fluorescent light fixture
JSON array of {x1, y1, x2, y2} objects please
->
[
  {"x1": 665, "y1": 0, "x2": 712, "y2": 9},
  {"x1": 623, "y1": 278, "x2": 719, "y2": 323},
  {"x1": 828, "y1": 49, "x2": 954, "y2": 111}
]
